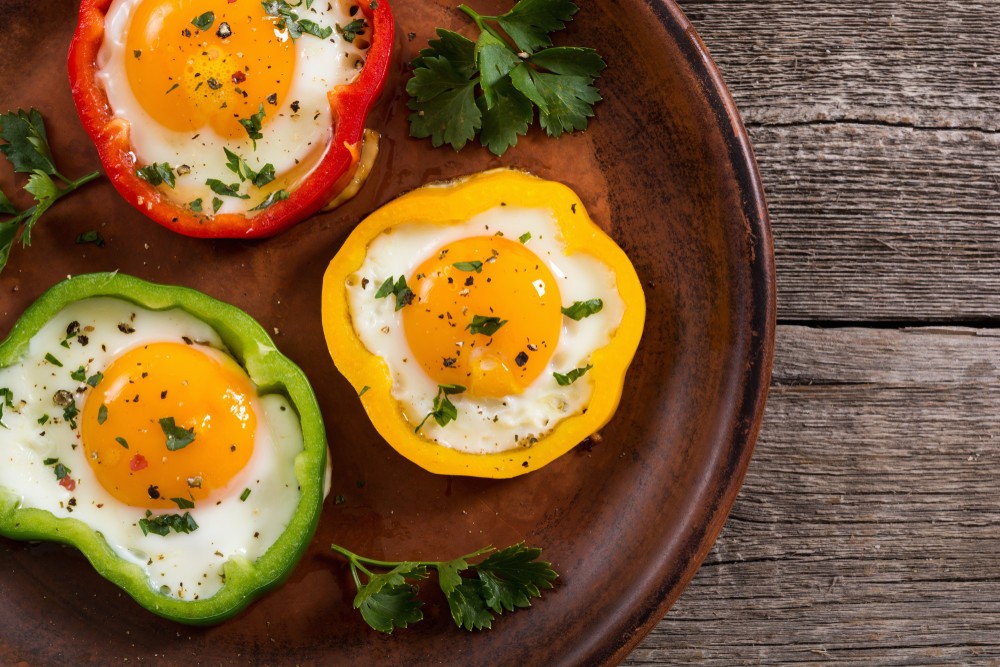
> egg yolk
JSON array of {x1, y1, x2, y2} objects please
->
[
  {"x1": 124, "y1": 0, "x2": 294, "y2": 137},
  {"x1": 80, "y1": 342, "x2": 256, "y2": 508},
  {"x1": 403, "y1": 236, "x2": 562, "y2": 398}
]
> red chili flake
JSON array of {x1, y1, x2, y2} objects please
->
[
  {"x1": 231, "y1": 71, "x2": 246, "y2": 84},
  {"x1": 130, "y1": 454, "x2": 148, "y2": 471},
  {"x1": 59, "y1": 475, "x2": 76, "y2": 491}
]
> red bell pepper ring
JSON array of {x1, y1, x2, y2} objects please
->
[{"x1": 68, "y1": 0, "x2": 394, "y2": 239}]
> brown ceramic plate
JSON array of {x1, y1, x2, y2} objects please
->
[{"x1": 0, "y1": 0, "x2": 773, "y2": 664}]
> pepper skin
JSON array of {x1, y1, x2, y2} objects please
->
[
  {"x1": 68, "y1": 0, "x2": 394, "y2": 238},
  {"x1": 321, "y1": 169, "x2": 646, "y2": 478},
  {"x1": 0, "y1": 273, "x2": 328, "y2": 624}
]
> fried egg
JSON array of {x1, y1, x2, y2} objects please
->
[
  {"x1": 0, "y1": 297, "x2": 302, "y2": 601},
  {"x1": 343, "y1": 193, "x2": 626, "y2": 454},
  {"x1": 96, "y1": 0, "x2": 371, "y2": 214}
]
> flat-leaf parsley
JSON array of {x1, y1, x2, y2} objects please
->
[
  {"x1": 331, "y1": 541, "x2": 557, "y2": 633},
  {"x1": 407, "y1": 0, "x2": 605, "y2": 156}
]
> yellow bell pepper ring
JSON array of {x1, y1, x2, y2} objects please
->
[{"x1": 321, "y1": 168, "x2": 645, "y2": 478}]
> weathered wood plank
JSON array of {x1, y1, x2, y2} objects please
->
[
  {"x1": 628, "y1": 325, "x2": 1000, "y2": 665},
  {"x1": 678, "y1": 0, "x2": 1000, "y2": 130},
  {"x1": 752, "y1": 123, "x2": 1000, "y2": 321}
]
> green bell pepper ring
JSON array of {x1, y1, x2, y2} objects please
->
[{"x1": 0, "y1": 273, "x2": 328, "y2": 624}]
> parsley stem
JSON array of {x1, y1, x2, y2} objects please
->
[
  {"x1": 58, "y1": 170, "x2": 102, "y2": 191},
  {"x1": 456, "y1": 4, "x2": 506, "y2": 44}
]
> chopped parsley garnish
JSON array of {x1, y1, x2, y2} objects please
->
[
  {"x1": 553, "y1": 363, "x2": 592, "y2": 386},
  {"x1": 159, "y1": 417, "x2": 196, "y2": 451},
  {"x1": 135, "y1": 162, "x2": 176, "y2": 188},
  {"x1": 0, "y1": 387, "x2": 13, "y2": 428},
  {"x1": 223, "y1": 147, "x2": 276, "y2": 187},
  {"x1": 138, "y1": 510, "x2": 199, "y2": 536},
  {"x1": 358, "y1": 385, "x2": 371, "y2": 397},
  {"x1": 165, "y1": 83, "x2": 180, "y2": 95},
  {"x1": 240, "y1": 488, "x2": 252, "y2": 502},
  {"x1": 46, "y1": 458, "x2": 71, "y2": 481},
  {"x1": 250, "y1": 189, "x2": 289, "y2": 211},
  {"x1": 518, "y1": 232, "x2": 531, "y2": 243},
  {"x1": 189, "y1": 198, "x2": 203, "y2": 213},
  {"x1": 44, "y1": 352, "x2": 62, "y2": 367},
  {"x1": 0, "y1": 108, "x2": 102, "y2": 275},
  {"x1": 414, "y1": 383, "x2": 465, "y2": 433},
  {"x1": 191, "y1": 11, "x2": 215, "y2": 31},
  {"x1": 170, "y1": 496, "x2": 195, "y2": 510},
  {"x1": 262, "y1": 1, "x2": 334, "y2": 40},
  {"x1": 331, "y1": 541, "x2": 557, "y2": 633},
  {"x1": 75, "y1": 230, "x2": 105, "y2": 247},
  {"x1": 97, "y1": 403, "x2": 108, "y2": 425},
  {"x1": 86, "y1": 372, "x2": 103, "y2": 387},
  {"x1": 452, "y1": 260, "x2": 483, "y2": 273},
  {"x1": 465, "y1": 314, "x2": 507, "y2": 336},
  {"x1": 560, "y1": 298, "x2": 603, "y2": 321},
  {"x1": 115, "y1": 436, "x2": 129, "y2": 449},
  {"x1": 374, "y1": 275, "x2": 415, "y2": 311},
  {"x1": 62, "y1": 400, "x2": 79, "y2": 429},
  {"x1": 407, "y1": 0, "x2": 605, "y2": 156},
  {"x1": 70, "y1": 366, "x2": 87, "y2": 382},
  {"x1": 238, "y1": 104, "x2": 266, "y2": 150},
  {"x1": 206, "y1": 179, "x2": 250, "y2": 199},
  {"x1": 337, "y1": 18, "x2": 367, "y2": 43},
  {"x1": 212, "y1": 197, "x2": 224, "y2": 213}
]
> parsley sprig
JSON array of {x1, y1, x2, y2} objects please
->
[
  {"x1": 407, "y1": 0, "x2": 605, "y2": 156},
  {"x1": 0, "y1": 108, "x2": 102, "y2": 275},
  {"x1": 331, "y1": 541, "x2": 557, "y2": 633}
]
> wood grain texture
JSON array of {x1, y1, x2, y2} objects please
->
[
  {"x1": 679, "y1": 0, "x2": 1000, "y2": 130},
  {"x1": 674, "y1": 0, "x2": 1000, "y2": 322},
  {"x1": 626, "y1": 0, "x2": 1000, "y2": 659},
  {"x1": 628, "y1": 325, "x2": 1000, "y2": 665}
]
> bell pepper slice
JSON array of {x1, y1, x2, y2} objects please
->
[
  {"x1": 68, "y1": 0, "x2": 394, "y2": 239},
  {"x1": 0, "y1": 273, "x2": 328, "y2": 624},
  {"x1": 321, "y1": 169, "x2": 646, "y2": 478}
]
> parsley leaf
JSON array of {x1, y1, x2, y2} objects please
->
[
  {"x1": 159, "y1": 417, "x2": 196, "y2": 451},
  {"x1": 206, "y1": 179, "x2": 250, "y2": 199},
  {"x1": 331, "y1": 541, "x2": 557, "y2": 633},
  {"x1": 374, "y1": 275, "x2": 415, "y2": 311},
  {"x1": 262, "y1": 1, "x2": 333, "y2": 40},
  {"x1": 0, "y1": 109, "x2": 101, "y2": 274},
  {"x1": 561, "y1": 298, "x2": 603, "y2": 320},
  {"x1": 414, "y1": 384, "x2": 465, "y2": 434},
  {"x1": 0, "y1": 387, "x2": 14, "y2": 428},
  {"x1": 249, "y1": 189, "x2": 289, "y2": 211},
  {"x1": 407, "y1": 55, "x2": 480, "y2": 152},
  {"x1": 223, "y1": 147, "x2": 275, "y2": 188},
  {"x1": 336, "y1": 18, "x2": 367, "y2": 42},
  {"x1": 465, "y1": 314, "x2": 507, "y2": 336},
  {"x1": 238, "y1": 103, "x2": 266, "y2": 150},
  {"x1": 191, "y1": 11, "x2": 215, "y2": 31},
  {"x1": 135, "y1": 162, "x2": 176, "y2": 188},
  {"x1": 138, "y1": 510, "x2": 199, "y2": 536},
  {"x1": 407, "y1": 0, "x2": 604, "y2": 155},
  {"x1": 553, "y1": 363, "x2": 592, "y2": 385},
  {"x1": 494, "y1": 0, "x2": 579, "y2": 53},
  {"x1": 452, "y1": 260, "x2": 483, "y2": 273},
  {"x1": 0, "y1": 108, "x2": 55, "y2": 174},
  {"x1": 75, "y1": 230, "x2": 105, "y2": 247},
  {"x1": 170, "y1": 496, "x2": 195, "y2": 510}
]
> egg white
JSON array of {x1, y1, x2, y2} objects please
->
[
  {"x1": 345, "y1": 205, "x2": 626, "y2": 454},
  {"x1": 0, "y1": 298, "x2": 302, "y2": 600},
  {"x1": 96, "y1": 0, "x2": 370, "y2": 214}
]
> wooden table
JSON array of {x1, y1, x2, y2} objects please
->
[{"x1": 627, "y1": 1, "x2": 1000, "y2": 663}]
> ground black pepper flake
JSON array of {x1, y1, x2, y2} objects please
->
[
  {"x1": 515, "y1": 351, "x2": 529, "y2": 367},
  {"x1": 148, "y1": 485, "x2": 161, "y2": 499}
]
